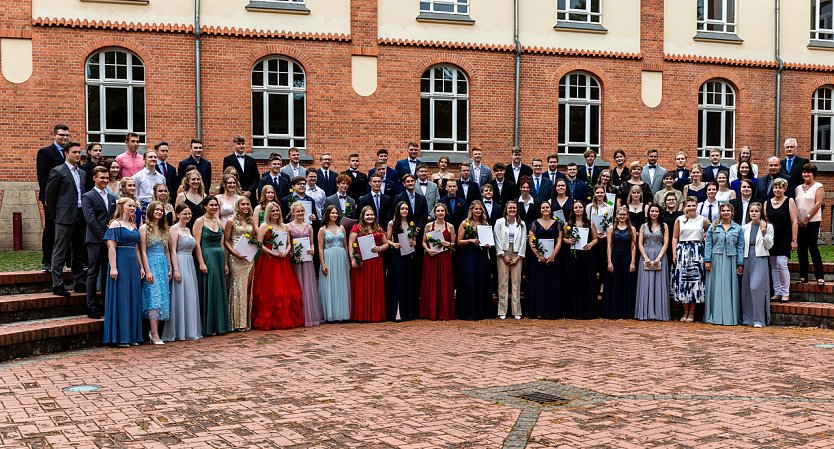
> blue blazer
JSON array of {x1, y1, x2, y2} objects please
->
[
  {"x1": 437, "y1": 195, "x2": 467, "y2": 229},
  {"x1": 394, "y1": 158, "x2": 422, "y2": 182}
]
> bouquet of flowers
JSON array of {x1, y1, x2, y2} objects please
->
[
  {"x1": 531, "y1": 235, "x2": 546, "y2": 258},
  {"x1": 262, "y1": 226, "x2": 284, "y2": 251},
  {"x1": 286, "y1": 189, "x2": 296, "y2": 207},
  {"x1": 599, "y1": 210, "x2": 613, "y2": 232},
  {"x1": 407, "y1": 221, "x2": 419, "y2": 239},
  {"x1": 463, "y1": 221, "x2": 478, "y2": 240},
  {"x1": 244, "y1": 231, "x2": 259, "y2": 246},
  {"x1": 426, "y1": 234, "x2": 453, "y2": 252},
  {"x1": 564, "y1": 224, "x2": 580, "y2": 256},
  {"x1": 351, "y1": 242, "x2": 362, "y2": 267},
  {"x1": 289, "y1": 241, "x2": 304, "y2": 264},
  {"x1": 343, "y1": 202, "x2": 354, "y2": 218}
]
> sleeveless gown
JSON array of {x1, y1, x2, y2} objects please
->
[
  {"x1": 635, "y1": 223, "x2": 670, "y2": 321},
  {"x1": 290, "y1": 223, "x2": 323, "y2": 327},
  {"x1": 162, "y1": 233, "x2": 203, "y2": 341},
  {"x1": 142, "y1": 234, "x2": 170, "y2": 321},
  {"x1": 601, "y1": 228, "x2": 637, "y2": 319},
  {"x1": 420, "y1": 224, "x2": 455, "y2": 320},
  {"x1": 350, "y1": 226, "x2": 387, "y2": 322},
  {"x1": 102, "y1": 227, "x2": 144, "y2": 344},
  {"x1": 251, "y1": 236, "x2": 305, "y2": 330},
  {"x1": 199, "y1": 225, "x2": 230, "y2": 335},
  {"x1": 318, "y1": 229, "x2": 351, "y2": 321},
  {"x1": 526, "y1": 220, "x2": 561, "y2": 319},
  {"x1": 387, "y1": 227, "x2": 420, "y2": 321},
  {"x1": 228, "y1": 220, "x2": 254, "y2": 330},
  {"x1": 457, "y1": 222, "x2": 492, "y2": 320}
]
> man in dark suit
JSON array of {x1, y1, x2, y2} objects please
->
[
  {"x1": 780, "y1": 137, "x2": 809, "y2": 197},
  {"x1": 258, "y1": 153, "x2": 291, "y2": 200},
  {"x1": 154, "y1": 142, "x2": 178, "y2": 204},
  {"x1": 223, "y1": 135, "x2": 259, "y2": 200},
  {"x1": 369, "y1": 162, "x2": 397, "y2": 198},
  {"x1": 577, "y1": 149, "x2": 603, "y2": 186},
  {"x1": 394, "y1": 142, "x2": 422, "y2": 182},
  {"x1": 456, "y1": 164, "x2": 482, "y2": 204},
  {"x1": 529, "y1": 158, "x2": 554, "y2": 204},
  {"x1": 505, "y1": 147, "x2": 533, "y2": 185},
  {"x1": 177, "y1": 139, "x2": 212, "y2": 192},
  {"x1": 342, "y1": 153, "x2": 368, "y2": 201},
  {"x1": 438, "y1": 181, "x2": 467, "y2": 229},
  {"x1": 564, "y1": 163, "x2": 590, "y2": 204},
  {"x1": 395, "y1": 174, "x2": 429, "y2": 230},
  {"x1": 360, "y1": 172, "x2": 393, "y2": 227},
  {"x1": 324, "y1": 174, "x2": 358, "y2": 220},
  {"x1": 757, "y1": 156, "x2": 785, "y2": 201},
  {"x1": 368, "y1": 148, "x2": 399, "y2": 190},
  {"x1": 36, "y1": 124, "x2": 71, "y2": 272},
  {"x1": 281, "y1": 176, "x2": 318, "y2": 226},
  {"x1": 81, "y1": 142, "x2": 104, "y2": 193},
  {"x1": 480, "y1": 183, "x2": 503, "y2": 227},
  {"x1": 701, "y1": 148, "x2": 730, "y2": 182},
  {"x1": 489, "y1": 163, "x2": 519, "y2": 205},
  {"x1": 545, "y1": 154, "x2": 567, "y2": 185},
  {"x1": 81, "y1": 166, "x2": 116, "y2": 318},
  {"x1": 45, "y1": 142, "x2": 87, "y2": 297},
  {"x1": 672, "y1": 152, "x2": 691, "y2": 191},
  {"x1": 315, "y1": 152, "x2": 338, "y2": 196}
]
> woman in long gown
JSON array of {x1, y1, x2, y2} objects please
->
[
  {"x1": 216, "y1": 173, "x2": 241, "y2": 227},
  {"x1": 766, "y1": 178, "x2": 798, "y2": 302},
  {"x1": 588, "y1": 185, "x2": 614, "y2": 297},
  {"x1": 601, "y1": 206, "x2": 637, "y2": 319},
  {"x1": 672, "y1": 197, "x2": 710, "y2": 322},
  {"x1": 223, "y1": 196, "x2": 255, "y2": 331},
  {"x1": 163, "y1": 204, "x2": 203, "y2": 341},
  {"x1": 626, "y1": 184, "x2": 648, "y2": 233},
  {"x1": 635, "y1": 203, "x2": 670, "y2": 321},
  {"x1": 563, "y1": 201, "x2": 600, "y2": 319},
  {"x1": 175, "y1": 171, "x2": 206, "y2": 230},
  {"x1": 193, "y1": 196, "x2": 230, "y2": 335},
  {"x1": 251, "y1": 202, "x2": 304, "y2": 330},
  {"x1": 421, "y1": 203, "x2": 456, "y2": 320},
  {"x1": 289, "y1": 202, "x2": 323, "y2": 327},
  {"x1": 349, "y1": 206, "x2": 390, "y2": 322},
  {"x1": 139, "y1": 201, "x2": 171, "y2": 345},
  {"x1": 741, "y1": 203, "x2": 774, "y2": 327},
  {"x1": 102, "y1": 197, "x2": 145, "y2": 347},
  {"x1": 704, "y1": 203, "x2": 745, "y2": 325},
  {"x1": 551, "y1": 178, "x2": 574, "y2": 222},
  {"x1": 526, "y1": 201, "x2": 562, "y2": 319},
  {"x1": 318, "y1": 205, "x2": 351, "y2": 322},
  {"x1": 456, "y1": 200, "x2": 493, "y2": 320},
  {"x1": 386, "y1": 201, "x2": 419, "y2": 321}
]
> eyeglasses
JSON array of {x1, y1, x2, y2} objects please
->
[
  {"x1": 785, "y1": 145, "x2": 796, "y2": 149},
  {"x1": 56, "y1": 133, "x2": 70, "y2": 137}
]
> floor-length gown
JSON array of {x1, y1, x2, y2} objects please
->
[
  {"x1": 457, "y1": 225, "x2": 492, "y2": 320},
  {"x1": 387, "y1": 233, "x2": 419, "y2": 321},
  {"x1": 350, "y1": 225, "x2": 387, "y2": 322},
  {"x1": 102, "y1": 226, "x2": 144, "y2": 344},
  {"x1": 635, "y1": 223, "x2": 670, "y2": 321},
  {"x1": 290, "y1": 223, "x2": 322, "y2": 326},
  {"x1": 162, "y1": 233, "x2": 203, "y2": 341},
  {"x1": 199, "y1": 226, "x2": 230, "y2": 335},
  {"x1": 704, "y1": 225, "x2": 742, "y2": 326},
  {"x1": 559, "y1": 233, "x2": 598, "y2": 319},
  {"x1": 526, "y1": 220, "x2": 561, "y2": 319},
  {"x1": 228, "y1": 220, "x2": 253, "y2": 330},
  {"x1": 251, "y1": 238, "x2": 304, "y2": 330},
  {"x1": 420, "y1": 223, "x2": 455, "y2": 320},
  {"x1": 601, "y1": 227, "x2": 637, "y2": 319},
  {"x1": 741, "y1": 224, "x2": 771, "y2": 326},
  {"x1": 318, "y1": 229, "x2": 351, "y2": 321},
  {"x1": 142, "y1": 234, "x2": 170, "y2": 321}
]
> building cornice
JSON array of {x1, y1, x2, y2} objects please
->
[
  {"x1": 523, "y1": 46, "x2": 642, "y2": 60},
  {"x1": 379, "y1": 37, "x2": 516, "y2": 52},
  {"x1": 201, "y1": 26, "x2": 349, "y2": 41},
  {"x1": 783, "y1": 62, "x2": 834, "y2": 73},
  {"x1": 664, "y1": 53, "x2": 779, "y2": 68}
]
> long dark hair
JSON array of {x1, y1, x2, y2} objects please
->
[{"x1": 391, "y1": 201, "x2": 414, "y2": 235}]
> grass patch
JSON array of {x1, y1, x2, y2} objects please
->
[
  {"x1": 789, "y1": 245, "x2": 834, "y2": 263},
  {"x1": 0, "y1": 251, "x2": 42, "y2": 272}
]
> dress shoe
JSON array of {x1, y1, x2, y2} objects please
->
[
  {"x1": 52, "y1": 287, "x2": 71, "y2": 297},
  {"x1": 87, "y1": 313, "x2": 102, "y2": 319},
  {"x1": 41, "y1": 264, "x2": 50, "y2": 272},
  {"x1": 74, "y1": 283, "x2": 87, "y2": 293}
]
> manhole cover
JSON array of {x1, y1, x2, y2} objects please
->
[
  {"x1": 63, "y1": 385, "x2": 102, "y2": 393},
  {"x1": 513, "y1": 391, "x2": 569, "y2": 405},
  {"x1": 814, "y1": 344, "x2": 834, "y2": 349}
]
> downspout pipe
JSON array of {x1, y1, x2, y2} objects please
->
[
  {"x1": 195, "y1": 0, "x2": 203, "y2": 140},
  {"x1": 774, "y1": 0, "x2": 783, "y2": 156},
  {"x1": 513, "y1": 0, "x2": 521, "y2": 148}
]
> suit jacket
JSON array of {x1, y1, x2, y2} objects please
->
[
  {"x1": 367, "y1": 177, "x2": 397, "y2": 198},
  {"x1": 756, "y1": 173, "x2": 786, "y2": 201},
  {"x1": 456, "y1": 179, "x2": 482, "y2": 204},
  {"x1": 672, "y1": 167, "x2": 691, "y2": 190},
  {"x1": 544, "y1": 170, "x2": 567, "y2": 185},
  {"x1": 517, "y1": 199, "x2": 540, "y2": 226},
  {"x1": 730, "y1": 196, "x2": 755, "y2": 225},
  {"x1": 577, "y1": 165, "x2": 603, "y2": 186},
  {"x1": 394, "y1": 158, "x2": 422, "y2": 181},
  {"x1": 316, "y1": 168, "x2": 338, "y2": 196},
  {"x1": 482, "y1": 200, "x2": 503, "y2": 226},
  {"x1": 565, "y1": 179, "x2": 590, "y2": 204},
  {"x1": 156, "y1": 161, "x2": 178, "y2": 203},
  {"x1": 342, "y1": 169, "x2": 369, "y2": 201},
  {"x1": 223, "y1": 153, "x2": 259, "y2": 198},
  {"x1": 258, "y1": 172, "x2": 291, "y2": 200},
  {"x1": 37, "y1": 143, "x2": 65, "y2": 202},
  {"x1": 394, "y1": 191, "x2": 430, "y2": 229},
  {"x1": 280, "y1": 194, "x2": 317, "y2": 225},
  {"x1": 81, "y1": 188, "x2": 117, "y2": 243},
  {"x1": 280, "y1": 163, "x2": 306, "y2": 180},
  {"x1": 505, "y1": 163, "x2": 533, "y2": 185},
  {"x1": 46, "y1": 163, "x2": 85, "y2": 225},
  {"x1": 489, "y1": 179, "x2": 520, "y2": 205},
  {"x1": 359, "y1": 192, "x2": 393, "y2": 228},
  {"x1": 177, "y1": 156, "x2": 212, "y2": 192},
  {"x1": 324, "y1": 193, "x2": 358, "y2": 219},
  {"x1": 701, "y1": 164, "x2": 730, "y2": 183},
  {"x1": 640, "y1": 164, "x2": 667, "y2": 195},
  {"x1": 416, "y1": 180, "x2": 440, "y2": 216},
  {"x1": 437, "y1": 195, "x2": 467, "y2": 229},
  {"x1": 469, "y1": 162, "x2": 493, "y2": 187},
  {"x1": 780, "y1": 155, "x2": 809, "y2": 197},
  {"x1": 529, "y1": 175, "x2": 553, "y2": 204}
]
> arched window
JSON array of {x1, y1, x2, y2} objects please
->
[
  {"x1": 558, "y1": 72, "x2": 601, "y2": 155},
  {"x1": 85, "y1": 49, "x2": 145, "y2": 153},
  {"x1": 420, "y1": 65, "x2": 469, "y2": 152},
  {"x1": 252, "y1": 57, "x2": 306, "y2": 154},
  {"x1": 698, "y1": 79, "x2": 735, "y2": 159},
  {"x1": 812, "y1": 85, "x2": 833, "y2": 162}
]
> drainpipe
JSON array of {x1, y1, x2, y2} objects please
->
[
  {"x1": 774, "y1": 0, "x2": 783, "y2": 156},
  {"x1": 513, "y1": 0, "x2": 521, "y2": 148},
  {"x1": 195, "y1": 0, "x2": 203, "y2": 140}
]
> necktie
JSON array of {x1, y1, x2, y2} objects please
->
[
  {"x1": 535, "y1": 178, "x2": 540, "y2": 194},
  {"x1": 374, "y1": 194, "x2": 380, "y2": 213},
  {"x1": 101, "y1": 191, "x2": 108, "y2": 213},
  {"x1": 787, "y1": 158, "x2": 793, "y2": 173},
  {"x1": 161, "y1": 163, "x2": 167, "y2": 177},
  {"x1": 708, "y1": 203, "x2": 714, "y2": 221},
  {"x1": 272, "y1": 176, "x2": 277, "y2": 185},
  {"x1": 587, "y1": 168, "x2": 592, "y2": 179},
  {"x1": 323, "y1": 170, "x2": 328, "y2": 182},
  {"x1": 409, "y1": 194, "x2": 414, "y2": 210},
  {"x1": 450, "y1": 200, "x2": 455, "y2": 214}
]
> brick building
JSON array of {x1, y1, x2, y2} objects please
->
[{"x1": 0, "y1": 0, "x2": 832, "y2": 249}]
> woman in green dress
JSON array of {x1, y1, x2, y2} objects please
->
[{"x1": 193, "y1": 195, "x2": 231, "y2": 335}]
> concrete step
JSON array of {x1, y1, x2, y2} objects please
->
[
  {"x1": 787, "y1": 261, "x2": 834, "y2": 274},
  {"x1": 0, "y1": 270, "x2": 75, "y2": 296},
  {"x1": 770, "y1": 301, "x2": 834, "y2": 329},
  {"x1": 789, "y1": 281, "x2": 834, "y2": 304},
  {"x1": 0, "y1": 316, "x2": 102, "y2": 363},
  {"x1": 0, "y1": 291, "x2": 88, "y2": 324}
]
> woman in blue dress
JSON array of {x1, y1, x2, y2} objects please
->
[
  {"x1": 139, "y1": 201, "x2": 171, "y2": 345},
  {"x1": 601, "y1": 206, "x2": 637, "y2": 319},
  {"x1": 456, "y1": 200, "x2": 493, "y2": 320},
  {"x1": 704, "y1": 203, "x2": 745, "y2": 325},
  {"x1": 318, "y1": 205, "x2": 351, "y2": 322},
  {"x1": 386, "y1": 201, "x2": 420, "y2": 321},
  {"x1": 526, "y1": 201, "x2": 562, "y2": 319},
  {"x1": 162, "y1": 204, "x2": 203, "y2": 341},
  {"x1": 103, "y1": 197, "x2": 145, "y2": 347}
]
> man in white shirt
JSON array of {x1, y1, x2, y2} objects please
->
[
  {"x1": 305, "y1": 169, "x2": 326, "y2": 219},
  {"x1": 469, "y1": 146, "x2": 493, "y2": 187},
  {"x1": 280, "y1": 147, "x2": 304, "y2": 179},
  {"x1": 415, "y1": 163, "x2": 439, "y2": 215},
  {"x1": 133, "y1": 149, "x2": 166, "y2": 208}
]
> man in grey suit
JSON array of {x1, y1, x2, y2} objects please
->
[
  {"x1": 640, "y1": 148, "x2": 666, "y2": 195},
  {"x1": 81, "y1": 166, "x2": 116, "y2": 318},
  {"x1": 280, "y1": 147, "x2": 305, "y2": 179},
  {"x1": 469, "y1": 146, "x2": 492, "y2": 187},
  {"x1": 415, "y1": 163, "x2": 439, "y2": 216},
  {"x1": 45, "y1": 142, "x2": 87, "y2": 297},
  {"x1": 323, "y1": 173, "x2": 359, "y2": 220}
]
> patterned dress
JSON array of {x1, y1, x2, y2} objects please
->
[
  {"x1": 228, "y1": 219, "x2": 254, "y2": 330},
  {"x1": 142, "y1": 232, "x2": 170, "y2": 320},
  {"x1": 673, "y1": 215, "x2": 707, "y2": 304}
]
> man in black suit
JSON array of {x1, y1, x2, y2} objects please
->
[
  {"x1": 323, "y1": 174, "x2": 358, "y2": 220},
  {"x1": 438, "y1": 181, "x2": 467, "y2": 229},
  {"x1": 577, "y1": 149, "x2": 603, "y2": 186},
  {"x1": 154, "y1": 142, "x2": 178, "y2": 204},
  {"x1": 757, "y1": 156, "x2": 785, "y2": 201},
  {"x1": 780, "y1": 137, "x2": 809, "y2": 198},
  {"x1": 489, "y1": 163, "x2": 519, "y2": 205},
  {"x1": 281, "y1": 176, "x2": 318, "y2": 226},
  {"x1": 529, "y1": 158, "x2": 554, "y2": 204},
  {"x1": 505, "y1": 147, "x2": 533, "y2": 185},
  {"x1": 342, "y1": 153, "x2": 368, "y2": 201},
  {"x1": 81, "y1": 166, "x2": 116, "y2": 318},
  {"x1": 564, "y1": 163, "x2": 590, "y2": 204},
  {"x1": 177, "y1": 139, "x2": 212, "y2": 193},
  {"x1": 701, "y1": 148, "x2": 730, "y2": 182},
  {"x1": 36, "y1": 124, "x2": 71, "y2": 272},
  {"x1": 456, "y1": 164, "x2": 482, "y2": 203},
  {"x1": 395, "y1": 174, "x2": 429, "y2": 230},
  {"x1": 545, "y1": 154, "x2": 567, "y2": 185},
  {"x1": 223, "y1": 135, "x2": 259, "y2": 200},
  {"x1": 369, "y1": 162, "x2": 397, "y2": 198},
  {"x1": 45, "y1": 142, "x2": 87, "y2": 297},
  {"x1": 315, "y1": 152, "x2": 338, "y2": 196},
  {"x1": 258, "y1": 153, "x2": 291, "y2": 200},
  {"x1": 81, "y1": 142, "x2": 104, "y2": 193},
  {"x1": 480, "y1": 183, "x2": 503, "y2": 226},
  {"x1": 360, "y1": 172, "x2": 393, "y2": 227},
  {"x1": 368, "y1": 148, "x2": 398, "y2": 187},
  {"x1": 672, "y1": 152, "x2": 691, "y2": 191}
]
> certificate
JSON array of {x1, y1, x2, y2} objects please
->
[
  {"x1": 606, "y1": 193, "x2": 617, "y2": 207},
  {"x1": 300, "y1": 201, "x2": 313, "y2": 224},
  {"x1": 590, "y1": 214, "x2": 605, "y2": 232},
  {"x1": 539, "y1": 238, "x2": 555, "y2": 258},
  {"x1": 397, "y1": 232, "x2": 415, "y2": 256},
  {"x1": 275, "y1": 231, "x2": 289, "y2": 251},
  {"x1": 554, "y1": 210, "x2": 566, "y2": 223},
  {"x1": 477, "y1": 225, "x2": 495, "y2": 247},
  {"x1": 233, "y1": 235, "x2": 258, "y2": 263},
  {"x1": 427, "y1": 229, "x2": 447, "y2": 251},
  {"x1": 292, "y1": 236, "x2": 313, "y2": 262},
  {"x1": 357, "y1": 234, "x2": 378, "y2": 260},
  {"x1": 572, "y1": 227, "x2": 590, "y2": 250}
]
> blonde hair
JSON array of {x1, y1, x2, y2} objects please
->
[
  {"x1": 234, "y1": 196, "x2": 253, "y2": 226},
  {"x1": 289, "y1": 201, "x2": 307, "y2": 221},
  {"x1": 109, "y1": 197, "x2": 136, "y2": 225},
  {"x1": 263, "y1": 202, "x2": 284, "y2": 225},
  {"x1": 181, "y1": 171, "x2": 205, "y2": 196},
  {"x1": 119, "y1": 177, "x2": 136, "y2": 199},
  {"x1": 144, "y1": 200, "x2": 169, "y2": 245},
  {"x1": 465, "y1": 200, "x2": 488, "y2": 226}
]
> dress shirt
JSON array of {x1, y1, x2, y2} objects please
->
[
  {"x1": 419, "y1": 181, "x2": 429, "y2": 195},
  {"x1": 495, "y1": 181, "x2": 504, "y2": 195},
  {"x1": 94, "y1": 186, "x2": 110, "y2": 213},
  {"x1": 472, "y1": 164, "x2": 482, "y2": 186},
  {"x1": 66, "y1": 162, "x2": 82, "y2": 208},
  {"x1": 407, "y1": 191, "x2": 415, "y2": 211},
  {"x1": 157, "y1": 161, "x2": 168, "y2": 178},
  {"x1": 408, "y1": 159, "x2": 418, "y2": 175},
  {"x1": 289, "y1": 163, "x2": 301, "y2": 178},
  {"x1": 116, "y1": 151, "x2": 144, "y2": 178},
  {"x1": 547, "y1": 171, "x2": 559, "y2": 183},
  {"x1": 647, "y1": 165, "x2": 657, "y2": 184},
  {"x1": 585, "y1": 166, "x2": 594, "y2": 180},
  {"x1": 339, "y1": 194, "x2": 347, "y2": 212},
  {"x1": 699, "y1": 200, "x2": 719, "y2": 222},
  {"x1": 54, "y1": 142, "x2": 64, "y2": 158},
  {"x1": 235, "y1": 153, "x2": 246, "y2": 173},
  {"x1": 740, "y1": 198, "x2": 750, "y2": 225},
  {"x1": 709, "y1": 164, "x2": 722, "y2": 178},
  {"x1": 133, "y1": 167, "x2": 166, "y2": 203},
  {"x1": 533, "y1": 176, "x2": 542, "y2": 194},
  {"x1": 461, "y1": 182, "x2": 469, "y2": 198},
  {"x1": 483, "y1": 199, "x2": 493, "y2": 216},
  {"x1": 307, "y1": 185, "x2": 326, "y2": 218},
  {"x1": 321, "y1": 169, "x2": 331, "y2": 183},
  {"x1": 511, "y1": 164, "x2": 521, "y2": 180}
]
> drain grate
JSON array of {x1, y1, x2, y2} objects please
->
[{"x1": 513, "y1": 391, "x2": 569, "y2": 405}]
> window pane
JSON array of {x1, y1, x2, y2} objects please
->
[
  {"x1": 821, "y1": 0, "x2": 833, "y2": 30},
  {"x1": 558, "y1": 0, "x2": 566, "y2": 9},
  {"x1": 558, "y1": 104, "x2": 566, "y2": 144},
  {"x1": 434, "y1": 100, "x2": 453, "y2": 139},
  {"x1": 590, "y1": 0, "x2": 600, "y2": 13},
  {"x1": 590, "y1": 105, "x2": 600, "y2": 145},
  {"x1": 132, "y1": 87, "x2": 145, "y2": 132},
  {"x1": 697, "y1": 0, "x2": 705, "y2": 21},
  {"x1": 457, "y1": 77, "x2": 467, "y2": 94},
  {"x1": 698, "y1": 112, "x2": 704, "y2": 148},
  {"x1": 87, "y1": 61, "x2": 99, "y2": 79},
  {"x1": 421, "y1": 76, "x2": 430, "y2": 93},
  {"x1": 435, "y1": 3, "x2": 454, "y2": 12},
  {"x1": 705, "y1": 111, "x2": 722, "y2": 147},
  {"x1": 116, "y1": 64, "x2": 127, "y2": 80},
  {"x1": 708, "y1": 0, "x2": 722, "y2": 21},
  {"x1": 569, "y1": 13, "x2": 588, "y2": 22},
  {"x1": 268, "y1": 93, "x2": 289, "y2": 135},
  {"x1": 87, "y1": 86, "x2": 100, "y2": 132},
  {"x1": 252, "y1": 67, "x2": 263, "y2": 86},
  {"x1": 293, "y1": 93, "x2": 305, "y2": 137},
  {"x1": 252, "y1": 92, "x2": 264, "y2": 137},
  {"x1": 727, "y1": 0, "x2": 735, "y2": 23},
  {"x1": 293, "y1": 67, "x2": 305, "y2": 88},
  {"x1": 570, "y1": 0, "x2": 584, "y2": 9},
  {"x1": 568, "y1": 105, "x2": 586, "y2": 143},
  {"x1": 456, "y1": 99, "x2": 467, "y2": 142},
  {"x1": 724, "y1": 112, "x2": 734, "y2": 149},
  {"x1": 434, "y1": 142, "x2": 453, "y2": 151},
  {"x1": 421, "y1": 98, "x2": 431, "y2": 140},
  {"x1": 104, "y1": 87, "x2": 128, "y2": 130},
  {"x1": 105, "y1": 63, "x2": 116, "y2": 79}
]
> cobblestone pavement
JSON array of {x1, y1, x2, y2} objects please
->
[{"x1": 1, "y1": 319, "x2": 834, "y2": 448}]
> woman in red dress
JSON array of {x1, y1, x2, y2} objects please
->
[
  {"x1": 420, "y1": 203, "x2": 456, "y2": 320},
  {"x1": 251, "y1": 202, "x2": 304, "y2": 330},
  {"x1": 348, "y1": 206, "x2": 390, "y2": 322}
]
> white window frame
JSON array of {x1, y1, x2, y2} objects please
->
[
  {"x1": 85, "y1": 49, "x2": 146, "y2": 155},
  {"x1": 812, "y1": 86, "x2": 834, "y2": 162},
  {"x1": 557, "y1": 72, "x2": 601, "y2": 156},
  {"x1": 698, "y1": 79, "x2": 736, "y2": 159},
  {"x1": 419, "y1": 0, "x2": 469, "y2": 16},
  {"x1": 420, "y1": 65, "x2": 469, "y2": 153},
  {"x1": 557, "y1": 0, "x2": 602, "y2": 25},
  {"x1": 812, "y1": 0, "x2": 834, "y2": 41},
  {"x1": 251, "y1": 56, "x2": 306, "y2": 155},
  {"x1": 697, "y1": 0, "x2": 737, "y2": 34}
]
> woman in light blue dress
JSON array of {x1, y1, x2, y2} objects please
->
[
  {"x1": 317, "y1": 205, "x2": 351, "y2": 321},
  {"x1": 704, "y1": 203, "x2": 745, "y2": 325},
  {"x1": 140, "y1": 201, "x2": 171, "y2": 345},
  {"x1": 163, "y1": 204, "x2": 203, "y2": 341},
  {"x1": 102, "y1": 197, "x2": 144, "y2": 347}
]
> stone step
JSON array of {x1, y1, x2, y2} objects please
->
[
  {"x1": 0, "y1": 270, "x2": 75, "y2": 296},
  {"x1": 0, "y1": 291, "x2": 88, "y2": 324},
  {"x1": 0, "y1": 316, "x2": 102, "y2": 363},
  {"x1": 789, "y1": 281, "x2": 834, "y2": 304},
  {"x1": 770, "y1": 301, "x2": 834, "y2": 329},
  {"x1": 787, "y1": 261, "x2": 834, "y2": 274}
]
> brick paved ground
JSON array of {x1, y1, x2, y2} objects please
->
[{"x1": 1, "y1": 319, "x2": 833, "y2": 448}]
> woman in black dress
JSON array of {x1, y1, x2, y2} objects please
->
[
  {"x1": 386, "y1": 201, "x2": 420, "y2": 321},
  {"x1": 625, "y1": 184, "x2": 648, "y2": 233},
  {"x1": 551, "y1": 178, "x2": 574, "y2": 223},
  {"x1": 766, "y1": 178, "x2": 798, "y2": 302},
  {"x1": 611, "y1": 149, "x2": 631, "y2": 187},
  {"x1": 516, "y1": 177, "x2": 539, "y2": 226},
  {"x1": 526, "y1": 201, "x2": 562, "y2": 319},
  {"x1": 560, "y1": 201, "x2": 600, "y2": 319},
  {"x1": 456, "y1": 200, "x2": 493, "y2": 320},
  {"x1": 617, "y1": 161, "x2": 653, "y2": 207},
  {"x1": 601, "y1": 206, "x2": 637, "y2": 319}
]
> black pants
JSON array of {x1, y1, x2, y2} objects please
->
[
  {"x1": 86, "y1": 242, "x2": 108, "y2": 315},
  {"x1": 41, "y1": 204, "x2": 55, "y2": 267},
  {"x1": 51, "y1": 210, "x2": 87, "y2": 289},
  {"x1": 797, "y1": 221, "x2": 823, "y2": 280}
]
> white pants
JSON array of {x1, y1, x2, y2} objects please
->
[
  {"x1": 770, "y1": 255, "x2": 790, "y2": 296},
  {"x1": 497, "y1": 248, "x2": 522, "y2": 317}
]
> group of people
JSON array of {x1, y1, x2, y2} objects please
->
[{"x1": 35, "y1": 124, "x2": 826, "y2": 345}]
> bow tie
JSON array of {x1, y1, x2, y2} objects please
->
[
  {"x1": 483, "y1": 200, "x2": 492, "y2": 204},
  {"x1": 420, "y1": 182, "x2": 428, "y2": 186},
  {"x1": 339, "y1": 195, "x2": 347, "y2": 199},
  {"x1": 648, "y1": 165, "x2": 656, "y2": 169},
  {"x1": 409, "y1": 159, "x2": 416, "y2": 163}
]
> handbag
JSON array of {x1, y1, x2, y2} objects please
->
[{"x1": 643, "y1": 260, "x2": 661, "y2": 271}]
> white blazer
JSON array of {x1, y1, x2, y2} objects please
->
[
  {"x1": 742, "y1": 221, "x2": 774, "y2": 258},
  {"x1": 494, "y1": 218, "x2": 527, "y2": 256}
]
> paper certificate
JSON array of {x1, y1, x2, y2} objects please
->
[
  {"x1": 427, "y1": 229, "x2": 447, "y2": 251},
  {"x1": 397, "y1": 232, "x2": 415, "y2": 256},
  {"x1": 539, "y1": 238, "x2": 555, "y2": 258},
  {"x1": 275, "y1": 231, "x2": 289, "y2": 252},
  {"x1": 572, "y1": 227, "x2": 590, "y2": 250},
  {"x1": 357, "y1": 234, "x2": 378, "y2": 260},
  {"x1": 293, "y1": 236, "x2": 313, "y2": 262},
  {"x1": 554, "y1": 210, "x2": 566, "y2": 223},
  {"x1": 477, "y1": 225, "x2": 495, "y2": 247},
  {"x1": 233, "y1": 235, "x2": 258, "y2": 263},
  {"x1": 301, "y1": 201, "x2": 313, "y2": 224},
  {"x1": 590, "y1": 214, "x2": 605, "y2": 232},
  {"x1": 606, "y1": 193, "x2": 617, "y2": 207}
]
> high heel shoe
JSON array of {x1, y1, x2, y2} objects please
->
[{"x1": 149, "y1": 332, "x2": 165, "y2": 345}]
